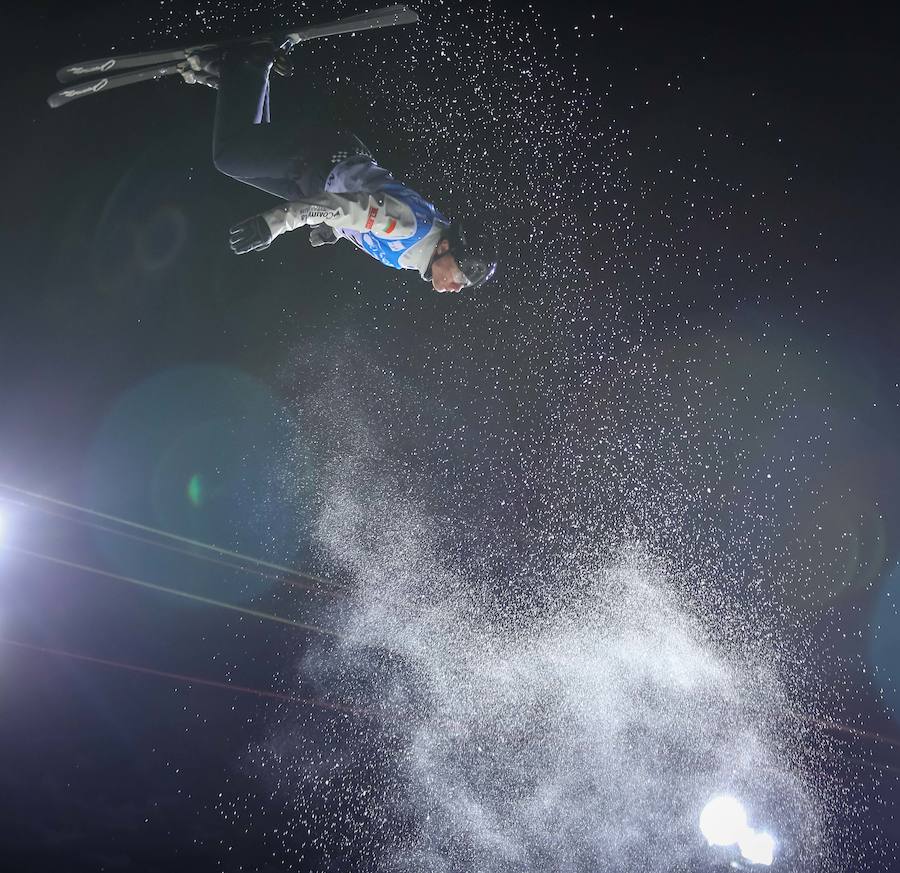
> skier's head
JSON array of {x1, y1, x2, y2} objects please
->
[{"x1": 428, "y1": 221, "x2": 497, "y2": 293}]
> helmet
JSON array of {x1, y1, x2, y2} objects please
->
[{"x1": 427, "y1": 220, "x2": 498, "y2": 289}]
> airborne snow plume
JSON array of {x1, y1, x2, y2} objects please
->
[{"x1": 297, "y1": 466, "x2": 825, "y2": 873}]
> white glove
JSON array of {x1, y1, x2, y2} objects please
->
[{"x1": 229, "y1": 215, "x2": 273, "y2": 255}]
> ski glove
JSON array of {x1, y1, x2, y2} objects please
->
[
  {"x1": 229, "y1": 215, "x2": 273, "y2": 255},
  {"x1": 309, "y1": 225, "x2": 339, "y2": 247}
]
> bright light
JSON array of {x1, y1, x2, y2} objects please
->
[
  {"x1": 699, "y1": 795, "x2": 748, "y2": 847},
  {"x1": 739, "y1": 829, "x2": 775, "y2": 866},
  {"x1": 699, "y1": 795, "x2": 777, "y2": 866}
]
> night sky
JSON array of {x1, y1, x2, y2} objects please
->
[{"x1": 1, "y1": 2, "x2": 899, "y2": 871}]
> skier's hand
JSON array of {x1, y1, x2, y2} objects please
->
[
  {"x1": 309, "y1": 225, "x2": 338, "y2": 247},
  {"x1": 229, "y1": 215, "x2": 274, "y2": 255}
]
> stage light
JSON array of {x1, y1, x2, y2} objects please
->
[
  {"x1": 699, "y1": 795, "x2": 748, "y2": 847},
  {"x1": 700, "y1": 795, "x2": 777, "y2": 867},
  {"x1": 739, "y1": 829, "x2": 775, "y2": 866}
]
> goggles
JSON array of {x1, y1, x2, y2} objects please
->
[{"x1": 426, "y1": 247, "x2": 497, "y2": 289}]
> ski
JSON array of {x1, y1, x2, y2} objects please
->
[
  {"x1": 48, "y1": 64, "x2": 184, "y2": 108},
  {"x1": 55, "y1": 5, "x2": 418, "y2": 83}
]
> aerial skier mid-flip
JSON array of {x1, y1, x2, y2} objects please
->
[{"x1": 48, "y1": 5, "x2": 497, "y2": 294}]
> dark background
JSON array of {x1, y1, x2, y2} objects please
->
[{"x1": 0, "y1": 1, "x2": 898, "y2": 870}]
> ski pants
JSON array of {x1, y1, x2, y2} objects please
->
[{"x1": 211, "y1": 50, "x2": 372, "y2": 200}]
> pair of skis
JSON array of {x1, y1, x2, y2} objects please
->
[{"x1": 47, "y1": 4, "x2": 418, "y2": 108}]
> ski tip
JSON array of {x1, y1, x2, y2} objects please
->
[
  {"x1": 46, "y1": 77, "x2": 112, "y2": 108},
  {"x1": 56, "y1": 61, "x2": 115, "y2": 84}
]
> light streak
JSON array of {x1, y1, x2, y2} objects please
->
[
  {"x1": 0, "y1": 494, "x2": 340, "y2": 597},
  {"x1": 5, "y1": 544, "x2": 339, "y2": 637},
  {"x1": 816, "y1": 718, "x2": 900, "y2": 751},
  {"x1": 0, "y1": 481, "x2": 343, "y2": 591},
  {"x1": 0, "y1": 637, "x2": 372, "y2": 717}
]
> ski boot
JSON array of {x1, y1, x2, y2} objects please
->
[
  {"x1": 180, "y1": 42, "x2": 292, "y2": 89},
  {"x1": 180, "y1": 49, "x2": 222, "y2": 88},
  {"x1": 271, "y1": 48, "x2": 294, "y2": 77},
  {"x1": 244, "y1": 41, "x2": 294, "y2": 77}
]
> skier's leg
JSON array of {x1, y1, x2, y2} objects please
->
[
  {"x1": 211, "y1": 48, "x2": 373, "y2": 200},
  {"x1": 211, "y1": 49, "x2": 307, "y2": 199}
]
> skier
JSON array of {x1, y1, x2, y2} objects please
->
[{"x1": 183, "y1": 44, "x2": 496, "y2": 293}]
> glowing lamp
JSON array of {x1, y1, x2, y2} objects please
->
[
  {"x1": 739, "y1": 829, "x2": 775, "y2": 866},
  {"x1": 699, "y1": 795, "x2": 748, "y2": 847}
]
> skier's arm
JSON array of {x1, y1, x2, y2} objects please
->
[
  {"x1": 264, "y1": 192, "x2": 415, "y2": 238},
  {"x1": 228, "y1": 192, "x2": 416, "y2": 255}
]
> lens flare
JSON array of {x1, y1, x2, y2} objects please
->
[{"x1": 187, "y1": 473, "x2": 204, "y2": 507}]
